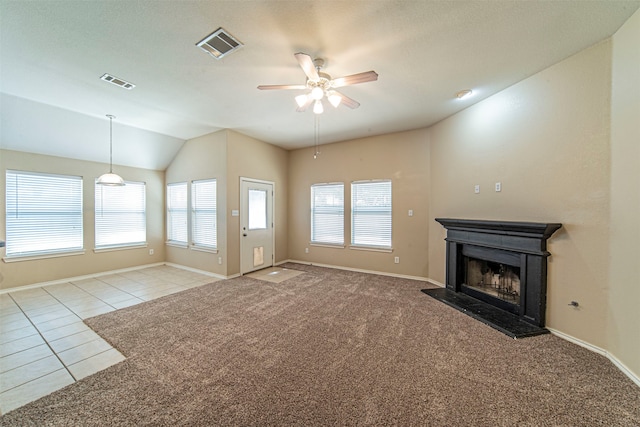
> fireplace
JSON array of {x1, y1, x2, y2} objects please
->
[{"x1": 434, "y1": 219, "x2": 562, "y2": 330}]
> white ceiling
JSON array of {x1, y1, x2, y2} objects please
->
[{"x1": 1, "y1": 0, "x2": 639, "y2": 170}]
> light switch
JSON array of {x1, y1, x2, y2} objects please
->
[
  {"x1": 474, "y1": 185, "x2": 480, "y2": 194},
  {"x1": 408, "y1": 209, "x2": 413, "y2": 217}
]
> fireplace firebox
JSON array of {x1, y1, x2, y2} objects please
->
[{"x1": 434, "y1": 219, "x2": 562, "y2": 330}]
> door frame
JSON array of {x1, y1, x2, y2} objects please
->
[{"x1": 239, "y1": 177, "x2": 276, "y2": 275}]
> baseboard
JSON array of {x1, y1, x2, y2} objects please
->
[
  {"x1": 165, "y1": 263, "x2": 227, "y2": 280},
  {"x1": 284, "y1": 259, "x2": 435, "y2": 283},
  {"x1": 0, "y1": 262, "x2": 235, "y2": 295},
  {"x1": 548, "y1": 327, "x2": 640, "y2": 388},
  {"x1": 0, "y1": 262, "x2": 165, "y2": 295}
]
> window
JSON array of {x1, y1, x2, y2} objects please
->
[
  {"x1": 351, "y1": 180, "x2": 392, "y2": 249},
  {"x1": 248, "y1": 188, "x2": 267, "y2": 230},
  {"x1": 5, "y1": 170, "x2": 83, "y2": 258},
  {"x1": 191, "y1": 179, "x2": 216, "y2": 250},
  {"x1": 311, "y1": 183, "x2": 344, "y2": 245},
  {"x1": 166, "y1": 182, "x2": 188, "y2": 245},
  {"x1": 95, "y1": 180, "x2": 146, "y2": 249}
]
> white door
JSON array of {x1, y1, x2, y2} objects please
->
[{"x1": 240, "y1": 178, "x2": 274, "y2": 275}]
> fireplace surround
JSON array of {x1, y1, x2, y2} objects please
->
[{"x1": 433, "y1": 218, "x2": 562, "y2": 333}]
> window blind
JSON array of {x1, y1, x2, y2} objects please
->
[
  {"x1": 167, "y1": 182, "x2": 188, "y2": 244},
  {"x1": 351, "y1": 180, "x2": 392, "y2": 248},
  {"x1": 5, "y1": 170, "x2": 83, "y2": 258},
  {"x1": 191, "y1": 179, "x2": 216, "y2": 249},
  {"x1": 311, "y1": 183, "x2": 344, "y2": 245},
  {"x1": 95, "y1": 180, "x2": 146, "y2": 248}
]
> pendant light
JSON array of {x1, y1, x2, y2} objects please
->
[{"x1": 96, "y1": 114, "x2": 125, "y2": 186}]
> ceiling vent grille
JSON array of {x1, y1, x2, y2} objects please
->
[
  {"x1": 100, "y1": 73, "x2": 135, "y2": 90},
  {"x1": 196, "y1": 28, "x2": 243, "y2": 59}
]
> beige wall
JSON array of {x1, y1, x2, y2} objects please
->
[
  {"x1": 288, "y1": 129, "x2": 430, "y2": 278},
  {"x1": 609, "y1": 9, "x2": 640, "y2": 378},
  {"x1": 165, "y1": 130, "x2": 228, "y2": 276},
  {"x1": 226, "y1": 130, "x2": 289, "y2": 276},
  {"x1": 0, "y1": 149, "x2": 165, "y2": 290},
  {"x1": 428, "y1": 41, "x2": 613, "y2": 348}
]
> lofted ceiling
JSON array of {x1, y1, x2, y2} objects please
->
[{"x1": 1, "y1": 0, "x2": 639, "y2": 170}]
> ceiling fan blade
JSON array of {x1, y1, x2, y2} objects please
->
[
  {"x1": 334, "y1": 91, "x2": 360, "y2": 109},
  {"x1": 296, "y1": 97, "x2": 314, "y2": 112},
  {"x1": 294, "y1": 52, "x2": 319, "y2": 81},
  {"x1": 331, "y1": 71, "x2": 378, "y2": 88},
  {"x1": 257, "y1": 84, "x2": 307, "y2": 90}
]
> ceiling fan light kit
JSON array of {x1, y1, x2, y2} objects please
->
[{"x1": 258, "y1": 52, "x2": 378, "y2": 114}]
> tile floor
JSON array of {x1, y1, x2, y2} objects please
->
[
  {"x1": 246, "y1": 266, "x2": 304, "y2": 283},
  {"x1": 0, "y1": 265, "x2": 218, "y2": 415}
]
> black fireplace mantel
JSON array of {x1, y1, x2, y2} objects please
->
[
  {"x1": 434, "y1": 218, "x2": 562, "y2": 331},
  {"x1": 435, "y1": 218, "x2": 562, "y2": 256}
]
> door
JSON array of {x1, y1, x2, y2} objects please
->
[{"x1": 240, "y1": 178, "x2": 274, "y2": 275}]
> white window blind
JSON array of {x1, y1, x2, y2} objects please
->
[
  {"x1": 5, "y1": 170, "x2": 83, "y2": 258},
  {"x1": 191, "y1": 179, "x2": 217, "y2": 249},
  {"x1": 351, "y1": 180, "x2": 392, "y2": 248},
  {"x1": 95, "y1": 180, "x2": 146, "y2": 249},
  {"x1": 167, "y1": 182, "x2": 188, "y2": 244},
  {"x1": 311, "y1": 183, "x2": 344, "y2": 245}
]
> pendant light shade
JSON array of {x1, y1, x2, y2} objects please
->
[{"x1": 97, "y1": 115, "x2": 125, "y2": 186}]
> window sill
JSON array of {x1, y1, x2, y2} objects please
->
[
  {"x1": 166, "y1": 241, "x2": 188, "y2": 249},
  {"x1": 94, "y1": 243, "x2": 148, "y2": 253},
  {"x1": 349, "y1": 245, "x2": 393, "y2": 253},
  {"x1": 190, "y1": 245, "x2": 218, "y2": 254},
  {"x1": 310, "y1": 243, "x2": 345, "y2": 249},
  {"x1": 3, "y1": 250, "x2": 86, "y2": 263}
]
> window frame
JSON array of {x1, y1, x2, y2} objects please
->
[
  {"x1": 350, "y1": 179, "x2": 393, "y2": 252},
  {"x1": 166, "y1": 182, "x2": 188, "y2": 247},
  {"x1": 4, "y1": 170, "x2": 84, "y2": 261},
  {"x1": 310, "y1": 182, "x2": 345, "y2": 247},
  {"x1": 191, "y1": 178, "x2": 217, "y2": 252},
  {"x1": 94, "y1": 179, "x2": 147, "y2": 251}
]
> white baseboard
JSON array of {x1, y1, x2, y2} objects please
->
[
  {"x1": 0, "y1": 262, "x2": 165, "y2": 295},
  {"x1": 284, "y1": 259, "x2": 436, "y2": 283},
  {"x1": 548, "y1": 327, "x2": 640, "y2": 388},
  {"x1": 164, "y1": 262, "x2": 227, "y2": 280},
  {"x1": 0, "y1": 262, "x2": 235, "y2": 295}
]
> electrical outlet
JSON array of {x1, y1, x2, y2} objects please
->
[
  {"x1": 408, "y1": 209, "x2": 413, "y2": 217},
  {"x1": 474, "y1": 185, "x2": 480, "y2": 194},
  {"x1": 218, "y1": 256, "x2": 222, "y2": 265},
  {"x1": 495, "y1": 182, "x2": 502, "y2": 192},
  {"x1": 305, "y1": 248, "x2": 309, "y2": 254},
  {"x1": 149, "y1": 249, "x2": 154, "y2": 255},
  {"x1": 394, "y1": 256, "x2": 400, "y2": 264}
]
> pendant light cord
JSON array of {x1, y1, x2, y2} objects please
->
[
  {"x1": 314, "y1": 115, "x2": 320, "y2": 159},
  {"x1": 107, "y1": 114, "x2": 115, "y2": 173}
]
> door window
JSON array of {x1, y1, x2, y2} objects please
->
[{"x1": 248, "y1": 189, "x2": 268, "y2": 230}]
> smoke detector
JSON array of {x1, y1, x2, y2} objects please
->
[{"x1": 196, "y1": 28, "x2": 243, "y2": 59}]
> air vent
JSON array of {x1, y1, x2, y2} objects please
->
[
  {"x1": 196, "y1": 27, "x2": 243, "y2": 59},
  {"x1": 100, "y1": 73, "x2": 135, "y2": 90}
]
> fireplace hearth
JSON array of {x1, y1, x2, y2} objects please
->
[{"x1": 424, "y1": 218, "x2": 562, "y2": 338}]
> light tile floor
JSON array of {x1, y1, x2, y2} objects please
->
[
  {"x1": 246, "y1": 266, "x2": 304, "y2": 284},
  {"x1": 0, "y1": 265, "x2": 218, "y2": 415}
]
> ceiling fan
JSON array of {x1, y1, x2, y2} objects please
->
[{"x1": 257, "y1": 52, "x2": 378, "y2": 114}]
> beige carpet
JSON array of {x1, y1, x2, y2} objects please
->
[{"x1": 2, "y1": 263, "x2": 639, "y2": 426}]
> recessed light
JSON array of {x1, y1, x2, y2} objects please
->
[{"x1": 456, "y1": 89, "x2": 473, "y2": 100}]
